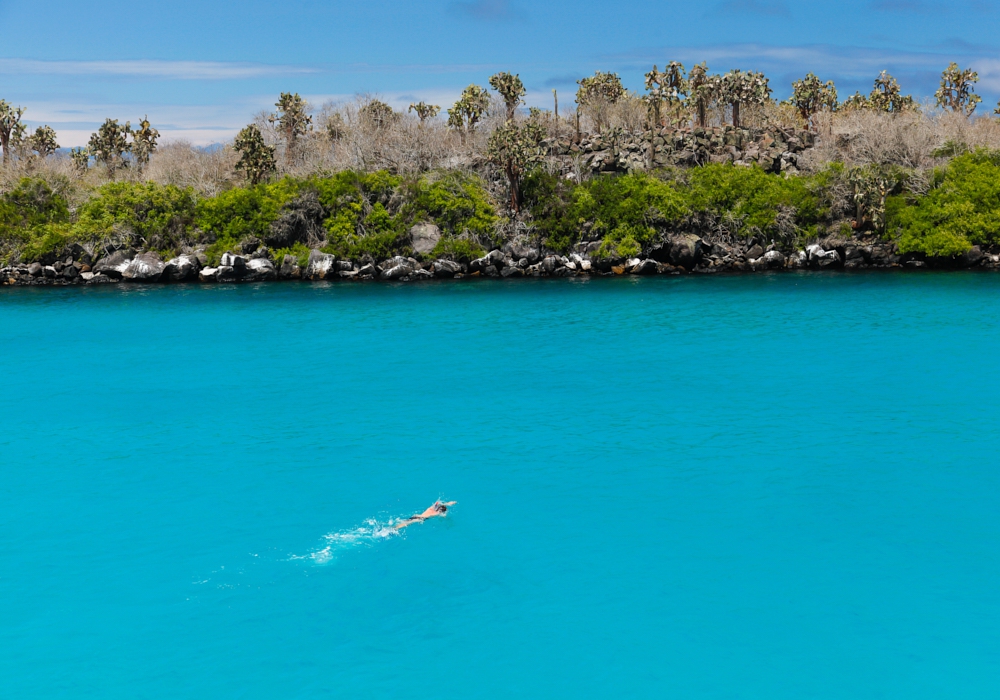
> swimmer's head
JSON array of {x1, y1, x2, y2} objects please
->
[{"x1": 435, "y1": 504, "x2": 447, "y2": 513}]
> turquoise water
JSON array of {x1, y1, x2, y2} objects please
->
[{"x1": 2, "y1": 273, "x2": 999, "y2": 698}]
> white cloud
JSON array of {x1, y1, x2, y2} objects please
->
[{"x1": 0, "y1": 59, "x2": 318, "y2": 80}]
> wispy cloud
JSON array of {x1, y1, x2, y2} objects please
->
[
  {"x1": 448, "y1": 0, "x2": 521, "y2": 21},
  {"x1": 0, "y1": 59, "x2": 318, "y2": 80},
  {"x1": 715, "y1": 0, "x2": 790, "y2": 16}
]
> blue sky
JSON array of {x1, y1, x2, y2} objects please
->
[{"x1": 2, "y1": 0, "x2": 999, "y2": 145}]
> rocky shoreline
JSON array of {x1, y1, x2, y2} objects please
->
[{"x1": 3, "y1": 236, "x2": 998, "y2": 287}]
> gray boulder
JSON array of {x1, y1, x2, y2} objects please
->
[
  {"x1": 482, "y1": 264, "x2": 499, "y2": 277},
  {"x1": 631, "y1": 258, "x2": 660, "y2": 275},
  {"x1": 669, "y1": 235, "x2": 704, "y2": 269},
  {"x1": 962, "y1": 245, "x2": 984, "y2": 268},
  {"x1": 746, "y1": 244, "x2": 765, "y2": 260},
  {"x1": 279, "y1": 255, "x2": 301, "y2": 280},
  {"x1": 246, "y1": 258, "x2": 276, "y2": 281},
  {"x1": 304, "y1": 250, "x2": 335, "y2": 280},
  {"x1": 27, "y1": 262, "x2": 42, "y2": 276},
  {"x1": 501, "y1": 265, "x2": 524, "y2": 278},
  {"x1": 122, "y1": 252, "x2": 165, "y2": 282},
  {"x1": 506, "y1": 242, "x2": 539, "y2": 264},
  {"x1": 92, "y1": 250, "x2": 133, "y2": 279},
  {"x1": 433, "y1": 260, "x2": 462, "y2": 278},
  {"x1": 220, "y1": 252, "x2": 247, "y2": 277},
  {"x1": 380, "y1": 263, "x2": 413, "y2": 280},
  {"x1": 357, "y1": 263, "x2": 377, "y2": 278},
  {"x1": 198, "y1": 267, "x2": 219, "y2": 282},
  {"x1": 409, "y1": 224, "x2": 441, "y2": 255},
  {"x1": 806, "y1": 244, "x2": 841, "y2": 268},
  {"x1": 163, "y1": 254, "x2": 199, "y2": 282},
  {"x1": 763, "y1": 250, "x2": 786, "y2": 269}
]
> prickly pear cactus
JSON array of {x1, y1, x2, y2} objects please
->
[
  {"x1": 408, "y1": 102, "x2": 441, "y2": 123},
  {"x1": 131, "y1": 116, "x2": 160, "y2": 168},
  {"x1": 233, "y1": 123, "x2": 276, "y2": 185},
  {"x1": 489, "y1": 72, "x2": 526, "y2": 120},
  {"x1": 447, "y1": 85, "x2": 490, "y2": 131},
  {"x1": 88, "y1": 118, "x2": 132, "y2": 176},
  {"x1": 935, "y1": 63, "x2": 981, "y2": 115}
]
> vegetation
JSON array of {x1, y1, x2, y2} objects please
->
[
  {"x1": 6, "y1": 60, "x2": 1000, "y2": 268},
  {"x1": 894, "y1": 151, "x2": 1000, "y2": 257}
]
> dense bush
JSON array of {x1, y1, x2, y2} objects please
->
[
  {"x1": 684, "y1": 164, "x2": 825, "y2": 241},
  {"x1": 195, "y1": 178, "x2": 300, "y2": 262},
  {"x1": 895, "y1": 150, "x2": 1000, "y2": 257},
  {"x1": 0, "y1": 178, "x2": 71, "y2": 262},
  {"x1": 76, "y1": 182, "x2": 197, "y2": 252}
]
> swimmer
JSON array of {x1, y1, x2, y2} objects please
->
[{"x1": 393, "y1": 500, "x2": 457, "y2": 530}]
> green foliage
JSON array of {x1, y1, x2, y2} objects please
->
[
  {"x1": 685, "y1": 164, "x2": 823, "y2": 240},
  {"x1": 18, "y1": 224, "x2": 75, "y2": 263},
  {"x1": 572, "y1": 173, "x2": 687, "y2": 259},
  {"x1": 88, "y1": 118, "x2": 131, "y2": 176},
  {"x1": 489, "y1": 72, "x2": 526, "y2": 120},
  {"x1": 271, "y1": 241, "x2": 312, "y2": 268},
  {"x1": 195, "y1": 178, "x2": 299, "y2": 260},
  {"x1": 0, "y1": 178, "x2": 71, "y2": 260},
  {"x1": 76, "y1": 182, "x2": 197, "y2": 250},
  {"x1": 895, "y1": 150, "x2": 1000, "y2": 256},
  {"x1": 398, "y1": 171, "x2": 497, "y2": 240},
  {"x1": 521, "y1": 171, "x2": 578, "y2": 252},
  {"x1": 233, "y1": 124, "x2": 277, "y2": 185},
  {"x1": 935, "y1": 63, "x2": 981, "y2": 115},
  {"x1": 430, "y1": 237, "x2": 485, "y2": 262}
]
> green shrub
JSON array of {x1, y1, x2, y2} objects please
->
[
  {"x1": 398, "y1": 171, "x2": 497, "y2": 240},
  {"x1": 0, "y1": 178, "x2": 72, "y2": 262},
  {"x1": 195, "y1": 178, "x2": 300, "y2": 259},
  {"x1": 271, "y1": 241, "x2": 312, "y2": 268},
  {"x1": 17, "y1": 223, "x2": 75, "y2": 263},
  {"x1": 522, "y1": 172, "x2": 579, "y2": 252},
  {"x1": 75, "y1": 182, "x2": 196, "y2": 250},
  {"x1": 895, "y1": 150, "x2": 1000, "y2": 257},
  {"x1": 572, "y1": 173, "x2": 687, "y2": 258},
  {"x1": 684, "y1": 164, "x2": 823, "y2": 240},
  {"x1": 430, "y1": 237, "x2": 485, "y2": 262}
]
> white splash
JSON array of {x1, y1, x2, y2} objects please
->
[{"x1": 290, "y1": 518, "x2": 399, "y2": 565}]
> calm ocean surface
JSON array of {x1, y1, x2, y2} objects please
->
[{"x1": 2, "y1": 273, "x2": 998, "y2": 699}]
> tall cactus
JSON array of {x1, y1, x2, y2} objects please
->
[
  {"x1": 88, "y1": 118, "x2": 132, "y2": 176},
  {"x1": 269, "y1": 92, "x2": 312, "y2": 165},
  {"x1": 787, "y1": 73, "x2": 838, "y2": 129},
  {"x1": 233, "y1": 124, "x2": 276, "y2": 185},
  {"x1": 576, "y1": 71, "x2": 625, "y2": 131},
  {"x1": 131, "y1": 116, "x2": 160, "y2": 169},
  {"x1": 408, "y1": 102, "x2": 441, "y2": 123},
  {"x1": 0, "y1": 100, "x2": 26, "y2": 165},
  {"x1": 489, "y1": 72, "x2": 526, "y2": 120},
  {"x1": 447, "y1": 85, "x2": 490, "y2": 132},
  {"x1": 719, "y1": 70, "x2": 771, "y2": 128},
  {"x1": 27, "y1": 125, "x2": 59, "y2": 158},
  {"x1": 935, "y1": 63, "x2": 981, "y2": 115},
  {"x1": 487, "y1": 120, "x2": 546, "y2": 212}
]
